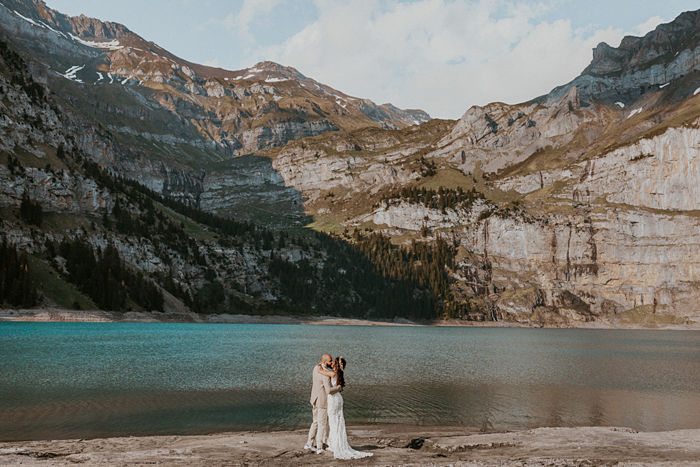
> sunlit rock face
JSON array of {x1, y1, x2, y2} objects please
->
[{"x1": 258, "y1": 11, "x2": 700, "y2": 324}]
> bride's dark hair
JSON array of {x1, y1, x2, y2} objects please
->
[{"x1": 334, "y1": 356, "x2": 346, "y2": 388}]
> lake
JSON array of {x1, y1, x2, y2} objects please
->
[{"x1": 1, "y1": 322, "x2": 699, "y2": 441}]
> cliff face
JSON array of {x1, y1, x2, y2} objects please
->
[
  {"x1": 0, "y1": 41, "x2": 419, "y2": 318},
  {"x1": 546, "y1": 10, "x2": 700, "y2": 105},
  {"x1": 256, "y1": 12, "x2": 700, "y2": 325},
  {"x1": 270, "y1": 116, "x2": 700, "y2": 324}
]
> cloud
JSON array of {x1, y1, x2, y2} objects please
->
[
  {"x1": 215, "y1": 0, "x2": 282, "y2": 43},
  {"x1": 630, "y1": 15, "x2": 666, "y2": 36},
  {"x1": 250, "y1": 0, "x2": 666, "y2": 118}
]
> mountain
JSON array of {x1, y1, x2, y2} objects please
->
[
  {"x1": 0, "y1": 0, "x2": 429, "y2": 209},
  {"x1": 1, "y1": 1, "x2": 699, "y2": 326},
  {"x1": 256, "y1": 11, "x2": 700, "y2": 325},
  {"x1": 547, "y1": 10, "x2": 700, "y2": 106},
  {"x1": 1, "y1": 0, "x2": 430, "y2": 151},
  {"x1": 0, "y1": 28, "x2": 440, "y2": 319}
]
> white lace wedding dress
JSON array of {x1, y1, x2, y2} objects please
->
[{"x1": 327, "y1": 376, "x2": 373, "y2": 460}]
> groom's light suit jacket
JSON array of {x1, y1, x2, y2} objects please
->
[{"x1": 310, "y1": 364, "x2": 340, "y2": 408}]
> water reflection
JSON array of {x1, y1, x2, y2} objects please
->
[{"x1": 1, "y1": 323, "x2": 699, "y2": 440}]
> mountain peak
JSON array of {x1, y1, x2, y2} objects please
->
[
  {"x1": 541, "y1": 8, "x2": 700, "y2": 106},
  {"x1": 3, "y1": 0, "x2": 132, "y2": 40},
  {"x1": 0, "y1": 0, "x2": 430, "y2": 156},
  {"x1": 236, "y1": 60, "x2": 307, "y2": 82},
  {"x1": 583, "y1": 9, "x2": 700, "y2": 77}
]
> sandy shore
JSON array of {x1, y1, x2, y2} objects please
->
[
  {"x1": 1, "y1": 425, "x2": 699, "y2": 466},
  {"x1": 2, "y1": 308, "x2": 700, "y2": 330}
]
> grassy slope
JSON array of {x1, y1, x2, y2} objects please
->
[{"x1": 26, "y1": 255, "x2": 97, "y2": 310}]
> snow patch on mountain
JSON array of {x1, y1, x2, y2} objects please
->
[
  {"x1": 234, "y1": 74, "x2": 256, "y2": 80},
  {"x1": 38, "y1": 20, "x2": 66, "y2": 38},
  {"x1": 68, "y1": 33, "x2": 122, "y2": 50},
  {"x1": 627, "y1": 108, "x2": 643, "y2": 119},
  {"x1": 13, "y1": 10, "x2": 40, "y2": 27},
  {"x1": 61, "y1": 65, "x2": 85, "y2": 83}
]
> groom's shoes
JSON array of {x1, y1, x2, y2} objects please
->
[{"x1": 304, "y1": 445, "x2": 324, "y2": 454}]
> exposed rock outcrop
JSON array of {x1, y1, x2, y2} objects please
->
[{"x1": 545, "y1": 10, "x2": 700, "y2": 105}]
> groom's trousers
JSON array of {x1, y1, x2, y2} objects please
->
[{"x1": 307, "y1": 406, "x2": 328, "y2": 449}]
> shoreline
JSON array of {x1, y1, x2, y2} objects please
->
[
  {"x1": 1, "y1": 308, "x2": 699, "y2": 330},
  {"x1": 1, "y1": 425, "x2": 699, "y2": 465}
]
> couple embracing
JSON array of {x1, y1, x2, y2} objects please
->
[{"x1": 304, "y1": 353, "x2": 373, "y2": 460}]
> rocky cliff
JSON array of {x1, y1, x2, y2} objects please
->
[
  {"x1": 257, "y1": 11, "x2": 700, "y2": 326},
  {"x1": 0, "y1": 33, "x2": 433, "y2": 319},
  {"x1": 546, "y1": 10, "x2": 700, "y2": 105},
  {"x1": 0, "y1": 0, "x2": 430, "y2": 211}
]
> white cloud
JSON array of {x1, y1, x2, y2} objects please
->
[
  {"x1": 247, "y1": 0, "x2": 666, "y2": 118},
  {"x1": 216, "y1": 0, "x2": 282, "y2": 43},
  {"x1": 631, "y1": 15, "x2": 665, "y2": 36}
]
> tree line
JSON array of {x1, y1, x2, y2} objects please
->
[
  {"x1": 0, "y1": 239, "x2": 38, "y2": 308},
  {"x1": 7, "y1": 143, "x2": 468, "y2": 319},
  {"x1": 383, "y1": 186, "x2": 485, "y2": 213},
  {"x1": 55, "y1": 238, "x2": 163, "y2": 311}
]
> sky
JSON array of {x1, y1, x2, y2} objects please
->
[{"x1": 45, "y1": 0, "x2": 700, "y2": 119}]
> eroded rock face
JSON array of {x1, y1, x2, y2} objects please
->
[
  {"x1": 270, "y1": 145, "x2": 420, "y2": 201},
  {"x1": 572, "y1": 126, "x2": 700, "y2": 211},
  {"x1": 0, "y1": 166, "x2": 111, "y2": 213},
  {"x1": 428, "y1": 87, "x2": 594, "y2": 174},
  {"x1": 199, "y1": 155, "x2": 307, "y2": 226},
  {"x1": 587, "y1": 11, "x2": 700, "y2": 75},
  {"x1": 457, "y1": 208, "x2": 700, "y2": 321},
  {"x1": 363, "y1": 123, "x2": 700, "y2": 323},
  {"x1": 370, "y1": 199, "x2": 490, "y2": 231},
  {"x1": 238, "y1": 120, "x2": 339, "y2": 153}
]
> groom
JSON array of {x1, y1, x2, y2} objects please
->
[{"x1": 305, "y1": 353, "x2": 342, "y2": 453}]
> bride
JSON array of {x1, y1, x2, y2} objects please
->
[{"x1": 324, "y1": 356, "x2": 373, "y2": 460}]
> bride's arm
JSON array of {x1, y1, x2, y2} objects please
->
[{"x1": 317, "y1": 364, "x2": 336, "y2": 378}]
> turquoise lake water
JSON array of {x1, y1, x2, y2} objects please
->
[{"x1": 1, "y1": 322, "x2": 699, "y2": 441}]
